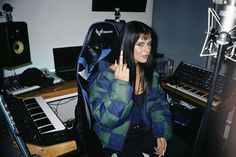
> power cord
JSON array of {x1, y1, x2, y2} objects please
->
[{"x1": 49, "y1": 96, "x2": 77, "y2": 115}]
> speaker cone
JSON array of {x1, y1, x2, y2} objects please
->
[{"x1": 13, "y1": 40, "x2": 24, "y2": 54}]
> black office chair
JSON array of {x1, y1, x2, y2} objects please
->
[{"x1": 74, "y1": 21, "x2": 121, "y2": 157}]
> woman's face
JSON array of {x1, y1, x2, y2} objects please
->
[{"x1": 133, "y1": 34, "x2": 152, "y2": 64}]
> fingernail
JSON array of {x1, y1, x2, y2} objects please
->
[{"x1": 162, "y1": 151, "x2": 165, "y2": 156}]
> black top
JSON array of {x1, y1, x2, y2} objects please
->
[{"x1": 131, "y1": 93, "x2": 145, "y2": 125}]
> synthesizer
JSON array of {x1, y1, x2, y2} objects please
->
[
  {"x1": 4, "y1": 69, "x2": 64, "y2": 96},
  {"x1": 1, "y1": 94, "x2": 74, "y2": 146},
  {"x1": 162, "y1": 61, "x2": 236, "y2": 111}
]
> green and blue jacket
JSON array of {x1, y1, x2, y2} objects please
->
[{"x1": 88, "y1": 61, "x2": 172, "y2": 151}]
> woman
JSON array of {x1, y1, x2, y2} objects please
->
[{"x1": 88, "y1": 21, "x2": 187, "y2": 157}]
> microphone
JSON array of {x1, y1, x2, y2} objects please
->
[
  {"x1": 218, "y1": 0, "x2": 236, "y2": 37},
  {"x1": 194, "y1": 2, "x2": 236, "y2": 157},
  {"x1": 2, "y1": 3, "x2": 13, "y2": 21},
  {"x1": 2, "y1": 3, "x2": 13, "y2": 12}
]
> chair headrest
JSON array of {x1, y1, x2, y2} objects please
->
[
  {"x1": 78, "y1": 21, "x2": 120, "y2": 76},
  {"x1": 85, "y1": 22, "x2": 119, "y2": 49}
]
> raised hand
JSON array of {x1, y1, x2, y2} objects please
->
[
  {"x1": 114, "y1": 51, "x2": 129, "y2": 81},
  {"x1": 154, "y1": 138, "x2": 167, "y2": 157}
]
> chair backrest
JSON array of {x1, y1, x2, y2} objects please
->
[
  {"x1": 74, "y1": 21, "x2": 121, "y2": 156},
  {"x1": 105, "y1": 19, "x2": 126, "y2": 34}
]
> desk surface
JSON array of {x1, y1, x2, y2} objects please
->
[{"x1": 17, "y1": 80, "x2": 77, "y2": 101}]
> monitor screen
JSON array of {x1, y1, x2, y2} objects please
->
[
  {"x1": 53, "y1": 46, "x2": 82, "y2": 80},
  {"x1": 92, "y1": 0, "x2": 147, "y2": 12}
]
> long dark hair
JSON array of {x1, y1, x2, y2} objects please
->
[{"x1": 120, "y1": 21, "x2": 154, "y2": 90}]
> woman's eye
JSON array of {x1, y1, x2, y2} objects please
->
[{"x1": 136, "y1": 43, "x2": 144, "y2": 47}]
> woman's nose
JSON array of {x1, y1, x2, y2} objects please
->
[{"x1": 143, "y1": 44, "x2": 151, "y2": 53}]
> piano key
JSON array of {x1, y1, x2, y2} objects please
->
[
  {"x1": 32, "y1": 112, "x2": 47, "y2": 120},
  {"x1": 35, "y1": 117, "x2": 52, "y2": 127},
  {"x1": 33, "y1": 97, "x2": 65, "y2": 134},
  {"x1": 12, "y1": 97, "x2": 66, "y2": 134},
  {"x1": 190, "y1": 89, "x2": 198, "y2": 93},
  {"x1": 195, "y1": 91, "x2": 205, "y2": 96},
  {"x1": 165, "y1": 83, "x2": 220, "y2": 107},
  {"x1": 1, "y1": 95, "x2": 70, "y2": 146},
  {"x1": 26, "y1": 103, "x2": 40, "y2": 109},
  {"x1": 9, "y1": 85, "x2": 41, "y2": 95},
  {"x1": 24, "y1": 98, "x2": 37, "y2": 104},
  {"x1": 182, "y1": 86, "x2": 192, "y2": 90},
  {"x1": 5, "y1": 73, "x2": 64, "y2": 96},
  {"x1": 39, "y1": 125, "x2": 55, "y2": 133},
  {"x1": 28, "y1": 107, "x2": 44, "y2": 115}
]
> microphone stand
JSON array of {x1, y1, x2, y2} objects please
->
[
  {"x1": 192, "y1": 32, "x2": 231, "y2": 157},
  {"x1": 0, "y1": 66, "x2": 4, "y2": 93}
]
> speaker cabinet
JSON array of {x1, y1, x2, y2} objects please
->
[{"x1": 0, "y1": 22, "x2": 31, "y2": 68}]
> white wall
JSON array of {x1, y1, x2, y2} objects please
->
[{"x1": 0, "y1": 0, "x2": 153, "y2": 76}]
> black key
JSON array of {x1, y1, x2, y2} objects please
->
[
  {"x1": 39, "y1": 125, "x2": 55, "y2": 133},
  {"x1": 28, "y1": 107, "x2": 44, "y2": 115},
  {"x1": 183, "y1": 86, "x2": 191, "y2": 90},
  {"x1": 195, "y1": 91, "x2": 205, "y2": 96},
  {"x1": 32, "y1": 112, "x2": 47, "y2": 120},
  {"x1": 26, "y1": 103, "x2": 40, "y2": 109},
  {"x1": 35, "y1": 118, "x2": 51, "y2": 127},
  {"x1": 24, "y1": 98, "x2": 37, "y2": 104},
  {"x1": 190, "y1": 89, "x2": 197, "y2": 93}
]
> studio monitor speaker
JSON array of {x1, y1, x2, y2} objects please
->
[{"x1": 0, "y1": 22, "x2": 31, "y2": 68}]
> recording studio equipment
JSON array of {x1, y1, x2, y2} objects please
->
[
  {"x1": 2, "y1": 3, "x2": 13, "y2": 13},
  {"x1": 53, "y1": 46, "x2": 82, "y2": 81},
  {"x1": 0, "y1": 21, "x2": 31, "y2": 68},
  {"x1": 200, "y1": 0, "x2": 236, "y2": 62},
  {"x1": 163, "y1": 61, "x2": 236, "y2": 110},
  {"x1": 196, "y1": 1, "x2": 236, "y2": 156},
  {"x1": 92, "y1": 0, "x2": 147, "y2": 12},
  {"x1": 213, "y1": 0, "x2": 225, "y2": 4},
  {"x1": 0, "y1": 94, "x2": 77, "y2": 156},
  {"x1": 3, "y1": 68, "x2": 63, "y2": 95},
  {"x1": 218, "y1": 0, "x2": 236, "y2": 36},
  {"x1": 0, "y1": 67, "x2": 3, "y2": 92},
  {"x1": 114, "y1": 7, "x2": 121, "y2": 20},
  {"x1": 155, "y1": 57, "x2": 174, "y2": 79},
  {"x1": 162, "y1": 61, "x2": 236, "y2": 155},
  {"x1": 2, "y1": 3, "x2": 13, "y2": 22},
  {"x1": 1, "y1": 94, "x2": 74, "y2": 146}
]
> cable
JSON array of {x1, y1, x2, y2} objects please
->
[
  {"x1": 49, "y1": 96, "x2": 77, "y2": 106},
  {"x1": 49, "y1": 96, "x2": 77, "y2": 116}
]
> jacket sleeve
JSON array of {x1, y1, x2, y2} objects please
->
[
  {"x1": 88, "y1": 68, "x2": 133, "y2": 128},
  {"x1": 149, "y1": 72, "x2": 172, "y2": 139}
]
